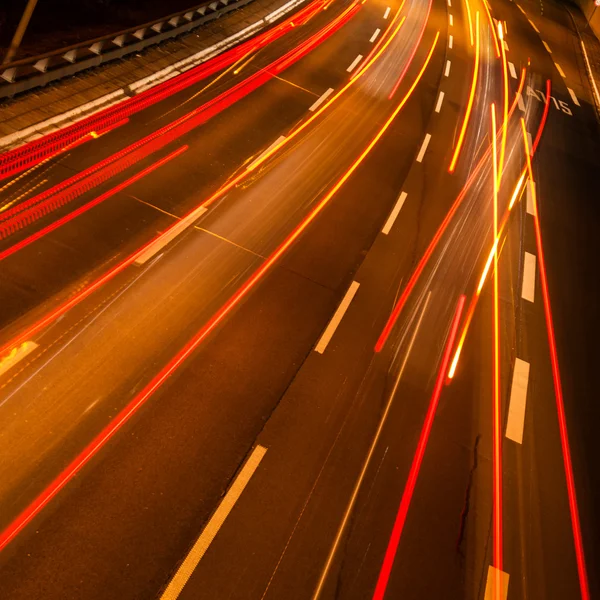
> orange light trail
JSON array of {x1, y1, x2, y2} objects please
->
[
  {"x1": 448, "y1": 12, "x2": 480, "y2": 173},
  {"x1": 509, "y1": 66, "x2": 526, "y2": 117},
  {"x1": 520, "y1": 117, "x2": 591, "y2": 600},
  {"x1": 491, "y1": 104, "x2": 503, "y2": 585},
  {"x1": 482, "y1": 0, "x2": 500, "y2": 57},
  {"x1": 464, "y1": 0, "x2": 474, "y2": 46},
  {"x1": 0, "y1": 32, "x2": 440, "y2": 555}
]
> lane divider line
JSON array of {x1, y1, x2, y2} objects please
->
[
  {"x1": 567, "y1": 87, "x2": 580, "y2": 106},
  {"x1": 384, "y1": 6, "x2": 391, "y2": 18},
  {"x1": 449, "y1": 14, "x2": 454, "y2": 26},
  {"x1": 554, "y1": 62, "x2": 566, "y2": 78},
  {"x1": 416, "y1": 133, "x2": 431, "y2": 163},
  {"x1": 517, "y1": 93, "x2": 526, "y2": 112},
  {"x1": 449, "y1": 34, "x2": 453, "y2": 49},
  {"x1": 315, "y1": 281, "x2": 360, "y2": 353},
  {"x1": 370, "y1": 28, "x2": 381, "y2": 42},
  {"x1": 508, "y1": 61, "x2": 517, "y2": 79},
  {"x1": 542, "y1": 40, "x2": 552, "y2": 53},
  {"x1": 528, "y1": 18, "x2": 540, "y2": 33},
  {"x1": 484, "y1": 566, "x2": 509, "y2": 600},
  {"x1": 448, "y1": 0, "x2": 451, "y2": 5},
  {"x1": 521, "y1": 251, "x2": 536, "y2": 302},
  {"x1": 347, "y1": 54, "x2": 363, "y2": 72},
  {"x1": 248, "y1": 135, "x2": 287, "y2": 168},
  {"x1": 382, "y1": 191, "x2": 407, "y2": 234},
  {"x1": 435, "y1": 90, "x2": 445, "y2": 113},
  {"x1": 526, "y1": 131, "x2": 533, "y2": 155},
  {"x1": 506, "y1": 358, "x2": 530, "y2": 444},
  {"x1": 503, "y1": 40, "x2": 509, "y2": 52},
  {"x1": 445, "y1": 59, "x2": 451, "y2": 77},
  {"x1": 526, "y1": 180, "x2": 535, "y2": 215},
  {"x1": 160, "y1": 445, "x2": 267, "y2": 600},
  {"x1": 310, "y1": 88, "x2": 335, "y2": 111}
]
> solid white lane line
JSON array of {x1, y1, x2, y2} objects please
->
[
  {"x1": 508, "y1": 61, "x2": 517, "y2": 79},
  {"x1": 448, "y1": 0, "x2": 451, "y2": 5},
  {"x1": 315, "y1": 282, "x2": 360, "y2": 353},
  {"x1": 522, "y1": 252, "x2": 536, "y2": 302},
  {"x1": 347, "y1": 54, "x2": 363, "y2": 72},
  {"x1": 526, "y1": 180, "x2": 536, "y2": 215},
  {"x1": 370, "y1": 28, "x2": 381, "y2": 42},
  {"x1": 449, "y1": 14, "x2": 454, "y2": 26},
  {"x1": 503, "y1": 40, "x2": 509, "y2": 52},
  {"x1": 449, "y1": 34, "x2": 453, "y2": 49},
  {"x1": 527, "y1": 131, "x2": 533, "y2": 155},
  {"x1": 384, "y1": 6, "x2": 391, "y2": 18},
  {"x1": 445, "y1": 59, "x2": 451, "y2": 76},
  {"x1": 310, "y1": 88, "x2": 334, "y2": 111},
  {"x1": 160, "y1": 445, "x2": 267, "y2": 600},
  {"x1": 542, "y1": 40, "x2": 552, "y2": 53},
  {"x1": 0, "y1": 342, "x2": 39, "y2": 378},
  {"x1": 506, "y1": 358, "x2": 530, "y2": 444},
  {"x1": 484, "y1": 566, "x2": 510, "y2": 600},
  {"x1": 382, "y1": 191, "x2": 407, "y2": 234},
  {"x1": 528, "y1": 18, "x2": 540, "y2": 32},
  {"x1": 416, "y1": 133, "x2": 431, "y2": 163},
  {"x1": 135, "y1": 205, "x2": 209, "y2": 265},
  {"x1": 568, "y1": 87, "x2": 581, "y2": 106},
  {"x1": 517, "y1": 92, "x2": 526, "y2": 112},
  {"x1": 435, "y1": 90, "x2": 445, "y2": 113},
  {"x1": 555, "y1": 62, "x2": 566, "y2": 78}
]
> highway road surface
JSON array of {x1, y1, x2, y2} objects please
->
[{"x1": 0, "y1": 0, "x2": 598, "y2": 597}]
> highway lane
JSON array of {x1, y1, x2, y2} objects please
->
[{"x1": 0, "y1": 0, "x2": 451, "y2": 597}]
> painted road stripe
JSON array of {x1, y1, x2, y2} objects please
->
[
  {"x1": 508, "y1": 61, "x2": 517, "y2": 79},
  {"x1": 555, "y1": 62, "x2": 566, "y2": 78},
  {"x1": 506, "y1": 358, "x2": 530, "y2": 444},
  {"x1": 503, "y1": 40, "x2": 509, "y2": 52},
  {"x1": 384, "y1": 6, "x2": 391, "y2": 18},
  {"x1": 382, "y1": 191, "x2": 407, "y2": 234},
  {"x1": 449, "y1": 14, "x2": 453, "y2": 26},
  {"x1": 484, "y1": 566, "x2": 510, "y2": 600},
  {"x1": 517, "y1": 4, "x2": 526, "y2": 14},
  {"x1": 568, "y1": 87, "x2": 581, "y2": 106},
  {"x1": 416, "y1": 133, "x2": 431, "y2": 163},
  {"x1": 542, "y1": 40, "x2": 552, "y2": 53},
  {"x1": 310, "y1": 88, "x2": 334, "y2": 111},
  {"x1": 527, "y1": 131, "x2": 533, "y2": 155},
  {"x1": 347, "y1": 54, "x2": 363, "y2": 72},
  {"x1": 135, "y1": 206, "x2": 208, "y2": 265},
  {"x1": 517, "y1": 92, "x2": 526, "y2": 112},
  {"x1": 448, "y1": 0, "x2": 451, "y2": 5},
  {"x1": 160, "y1": 445, "x2": 267, "y2": 600},
  {"x1": 445, "y1": 59, "x2": 451, "y2": 77},
  {"x1": 248, "y1": 136, "x2": 286, "y2": 169},
  {"x1": 370, "y1": 28, "x2": 381, "y2": 42},
  {"x1": 435, "y1": 90, "x2": 445, "y2": 113},
  {"x1": 0, "y1": 341, "x2": 39, "y2": 378},
  {"x1": 522, "y1": 252, "x2": 536, "y2": 302},
  {"x1": 528, "y1": 18, "x2": 540, "y2": 32},
  {"x1": 526, "y1": 180, "x2": 536, "y2": 215},
  {"x1": 315, "y1": 281, "x2": 360, "y2": 353},
  {"x1": 449, "y1": 35, "x2": 453, "y2": 49}
]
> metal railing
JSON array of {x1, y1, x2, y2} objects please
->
[{"x1": 0, "y1": 0, "x2": 254, "y2": 99}]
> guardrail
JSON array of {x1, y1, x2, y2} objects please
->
[{"x1": 0, "y1": 0, "x2": 254, "y2": 99}]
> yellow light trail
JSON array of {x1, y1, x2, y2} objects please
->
[
  {"x1": 464, "y1": 0, "x2": 474, "y2": 46},
  {"x1": 448, "y1": 12, "x2": 479, "y2": 173},
  {"x1": 498, "y1": 22, "x2": 509, "y2": 190}
]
